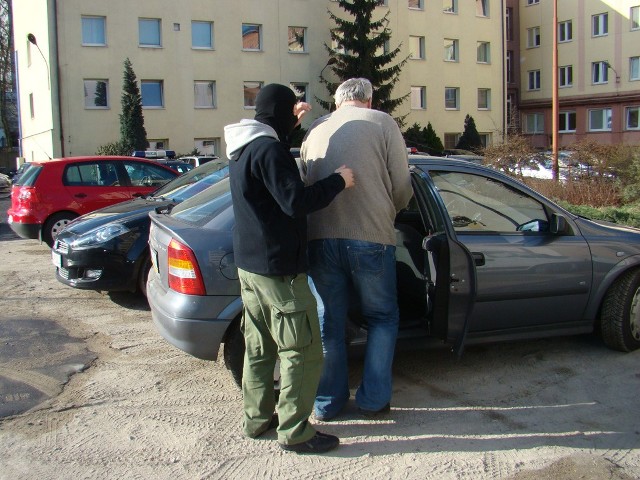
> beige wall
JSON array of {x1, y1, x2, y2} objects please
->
[{"x1": 13, "y1": 0, "x2": 505, "y2": 158}]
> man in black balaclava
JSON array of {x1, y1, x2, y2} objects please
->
[{"x1": 224, "y1": 84, "x2": 354, "y2": 454}]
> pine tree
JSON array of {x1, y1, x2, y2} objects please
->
[
  {"x1": 456, "y1": 114, "x2": 482, "y2": 152},
  {"x1": 423, "y1": 122, "x2": 444, "y2": 152},
  {"x1": 319, "y1": 0, "x2": 408, "y2": 123},
  {"x1": 119, "y1": 58, "x2": 148, "y2": 152}
]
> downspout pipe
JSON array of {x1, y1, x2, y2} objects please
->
[{"x1": 52, "y1": 0, "x2": 64, "y2": 157}]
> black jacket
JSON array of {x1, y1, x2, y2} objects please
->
[{"x1": 229, "y1": 135, "x2": 345, "y2": 276}]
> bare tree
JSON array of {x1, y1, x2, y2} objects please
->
[{"x1": 0, "y1": 0, "x2": 17, "y2": 149}]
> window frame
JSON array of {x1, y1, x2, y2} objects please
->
[
  {"x1": 528, "y1": 70, "x2": 541, "y2": 91},
  {"x1": 592, "y1": 12, "x2": 609, "y2": 37},
  {"x1": 139, "y1": 18, "x2": 162, "y2": 48},
  {"x1": 626, "y1": 106, "x2": 640, "y2": 130},
  {"x1": 141, "y1": 80, "x2": 164, "y2": 108},
  {"x1": 290, "y1": 82, "x2": 309, "y2": 102},
  {"x1": 559, "y1": 65, "x2": 573, "y2": 88},
  {"x1": 409, "y1": 0, "x2": 424, "y2": 10},
  {"x1": 443, "y1": 0, "x2": 458, "y2": 14},
  {"x1": 411, "y1": 86, "x2": 427, "y2": 110},
  {"x1": 477, "y1": 88, "x2": 491, "y2": 110},
  {"x1": 506, "y1": 50, "x2": 514, "y2": 83},
  {"x1": 192, "y1": 21, "x2": 213, "y2": 49},
  {"x1": 588, "y1": 108, "x2": 612, "y2": 132},
  {"x1": 287, "y1": 26, "x2": 307, "y2": 53},
  {"x1": 83, "y1": 79, "x2": 109, "y2": 109},
  {"x1": 476, "y1": 0, "x2": 489, "y2": 17},
  {"x1": 631, "y1": 56, "x2": 640, "y2": 81},
  {"x1": 558, "y1": 20, "x2": 573, "y2": 42},
  {"x1": 527, "y1": 26, "x2": 541, "y2": 48},
  {"x1": 81, "y1": 16, "x2": 106, "y2": 46},
  {"x1": 444, "y1": 38, "x2": 459, "y2": 62},
  {"x1": 559, "y1": 111, "x2": 576, "y2": 132},
  {"x1": 592, "y1": 61, "x2": 609, "y2": 84},
  {"x1": 194, "y1": 80, "x2": 216, "y2": 109},
  {"x1": 244, "y1": 81, "x2": 263, "y2": 108},
  {"x1": 445, "y1": 87, "x2": 459, "y2": 110},
  {"x1": 242, "y1": 23, "x2": 262, "y2": 51},
  {"x1": 477, "y1": 41, "x2": 490, "y2": 63},
  {"x1": 524, "y1": 113, "x2": 544, "y2": 134},
  {"x1": 632, "y1": 6, "x2": 640, "y2": 30},
  {"x1": 409, "y1": 35, "x2": 425, "y2": 60}
]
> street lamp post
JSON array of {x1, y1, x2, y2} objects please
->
[{"x1": 27, "y1": 33, "x2": 50, "y2": 90}]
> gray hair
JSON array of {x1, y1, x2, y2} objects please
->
[{"x1": 334, "y1": 78, "x2": 373, "y2": 106}]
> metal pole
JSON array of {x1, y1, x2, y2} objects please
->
[{"x1": 552, "y1": 0, "x2": 559, "y2": 180}]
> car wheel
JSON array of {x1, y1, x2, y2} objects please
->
[
  {"x1": 43, "y1": 213, "x2": 77, "y2": 247},
  {"x1": 600, "y1": 268, "x2": 640, "y2": 352},
  {"x1": 137, "y1": 253, "x2": 152, "y2": 297},
  {"x1": 223, "y1": 319, "x2": 281, "y2": 397}
]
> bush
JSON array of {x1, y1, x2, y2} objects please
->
[{"x1": 95, "y1": 141, "x2": 132, "y2": 156}]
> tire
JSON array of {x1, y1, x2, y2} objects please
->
[
  {"x1": 223, "y1": 319, "x2": 281, "y2": 398},
  {"x1": 137, "y1": 253, "x2": 152, "y2": 297},
  {"x1": 43, "y1": 212, "x2": 77, "y2": 247},
  {"x1": 600, "y1": 268, "x2": 640, "y2": 352}
]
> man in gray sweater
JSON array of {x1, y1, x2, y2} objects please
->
[{"x1": 301, "y1": 78, "x2": 412, "y2": 421}]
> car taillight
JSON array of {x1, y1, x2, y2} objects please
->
[{"x1": 167, "y1": 239, "x2": 206, "y2": 295}]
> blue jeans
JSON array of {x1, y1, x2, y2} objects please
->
[{"x1": 308, "y1": 238, "x2": 399, "y2": 419}]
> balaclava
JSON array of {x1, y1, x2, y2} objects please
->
[{"x1": 254, "y1": 84, "x2": 298, "y2": 143}]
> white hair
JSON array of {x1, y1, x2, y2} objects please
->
[{"x1": 334, "y1": 78, "x2": 373, "y2": 106}]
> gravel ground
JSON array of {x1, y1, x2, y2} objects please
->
[{"x1": 0, "y1": 197, "x2": 639, "y2": 479}]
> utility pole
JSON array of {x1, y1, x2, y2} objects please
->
[{"x1": 551, "y1": 0, "x2": 559, "y2": 180}]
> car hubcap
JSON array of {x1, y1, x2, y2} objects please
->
[
  {"x1": 630, "y1": 287, "x2": 640, "y2": 341},
  {"x1": 51, "y1": 219, "x2": 71, "y2": 239}
]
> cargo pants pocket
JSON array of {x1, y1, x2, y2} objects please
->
[{"x1": 272, "y1": 299, "x2": 313, "y2": 350}]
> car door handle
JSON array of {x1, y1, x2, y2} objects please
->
[
  {"x1": 74, "y1": 193, "x2": 87, "y2": 198},
  {"x1": 472, "y1": 252, "x2": 485, "y2": 266}
]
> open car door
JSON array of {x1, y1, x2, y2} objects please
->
[{"x1": 410, "y1": 168, "x2": 476, "y2": 356}]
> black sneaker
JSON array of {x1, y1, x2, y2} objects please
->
[
  {"x1": 280, "y1": 431, "x2": 339, "y2": 454},
  {"x1": 358, "y1": 403, "x2": 391, "y2": 418}
]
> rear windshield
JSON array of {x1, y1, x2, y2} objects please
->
[
  {"x1": 170, "y1": 177, "x2": 231, "y2": 224},
  {"x1": 13, "y1": 164, "x2": 43, "y2": 186}
]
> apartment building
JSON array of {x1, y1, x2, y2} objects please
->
[
  {"x1": 12, "y1": 0, "x2": 506, "y2": 160},
  {"x1": 518, "y1": 0, "x2": 640, "y2": 148}
]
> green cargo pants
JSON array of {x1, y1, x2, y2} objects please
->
[{"x1": 237, "y1": 268, "x2": 323, "y2": 445}]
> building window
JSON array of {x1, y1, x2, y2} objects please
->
[
  {"x1": 558, "y1": 20, "x2": 573, "y2": 42},
  {"x1": 244, "y1": 81, "x2": 262, "y2": 108},
  {"x1": 84, "y1": 80, "x2": 109, "y2": 108},
  {"x1": 592, "y1": 13, "x2": 608, "y2": 37},
  {"x1": 409, "y1": 36, "x2": 425, "y2": 59},
  {"x1": 444, "y1": 133, "x2": 460, "y2": 149},
  {"x1": 524, "y1": 113, "x2": 544, "y2": 134},
  {"x1": 139, "y1": 18, "x2": 161, "y2": 47},
  {"x1": 627, "y1": 106, "x2": 640, "y2": 130},
  {"x1": 592, "y1": 61, "x2": 609, "y2": 84},
  {"x1": 477, "y1": 88, "x2": 490, "y2": 110},
  {"x1": 409, "y1": 0, "x2": 424, "y2": 9},
  {"x1": 192, "y1": 21, "x2": 213, "y2": 49},
  {"x1": 559, "y1": 111, "x2": 576, "y2": 132},
  {"x1": 528, "y1": 70, "x2": 541, "y2": 90},
  {"x1": 141, "y1": 80, "x2": 164, "y2": 107},
  {"x1": 445, "y1": 87, "x2": 459, "y2": 110},
  {"x1": 411, "y1": 86, "x2": 426, "y2": 109},
  {"x1": 288, "y1": 27, "x2": 306, "y2": 53},
  {"x1": 506, "y1": 8, "x2": 513, "y2": 41},
  {"x1": 506, "y1": 51, "x2": 514, "y2": 83},
  {"x1": 477, "y1": 42, "x2": 490, "y2": 63},
  {"x1": 444, "y1": 39, "x2": 459, "y2": 62},
  {"x1": 194, "y1": 81, "x2": 216, "y2": 108},
  {"x1": 443, "y1": 0, "x2": 457, "y2": 14},
  {"x1": 476, "y1": 0, "x2": 489, "y2": 17},
  {"x1": 632, "y1": 6, "x2": 640, "y2": 30},
  {"x1": 242, "y1": 24, "x2": 262, "y2": 50},
  {"x1": 527, "y1": 27, "x2": 540, "y2": 48},
  {"x1": 631, "y1": 56, "x2": 640, "y2": 81},
  {"x1": 290, "y1": 83, "x2": 308, "y2": 102},
  {"x1": 479, "y1": 133, "x2": 490, "y2": 147},
  {"x1": 195, "y1": 138, "x2": 220, "y2": 156},
  {"x1": 559, "y1": 65, "x2": 573, "y2": 87},
  {"x1": 29, "y1": 93, "x2": 34, "y2": 118},
  {"x1": 148, "y1": 139, "x2": 168, "y2": 150},
  {"x1": 81, "y1": 16, "x2": 106, "y2": 46},
  {"x1": 527, "y1": 0, "x2": 539, "y2": 4},
  {"x1": 589, "y1": 108, "x2": 612, "y2": 131}
]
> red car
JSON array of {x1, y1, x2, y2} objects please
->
[{"x1": 7, "y1": 156, "x2": 179, "y2": 246}]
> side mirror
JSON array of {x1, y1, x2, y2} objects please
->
[{"x1": 550, "y1": 213, "x2": 568, "y2": 234}]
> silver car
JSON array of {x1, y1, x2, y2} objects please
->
[{"x1": 147, "y1": 155, "x2": 640, "y2": 385}]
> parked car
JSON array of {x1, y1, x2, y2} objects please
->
[
  {"x1": 146, "y1": 154, "x2": 640, "y2": 386},
  {"x1": 7, "y1": 156, "x2": 179, "y2": 246},
  {"x1": 0, "y1": 172, "x2": 11, "y2": 193},
  {"x1": 152, "y1": 159, "x2": 194, "y2": 174},
  {"x1": 442, "y1": 149, "x2": 484, "y2": 164},
  {"x1": 177, "y1": 155, "x2": 219, "y2": 168},
  {"x1": 51, "y1": 159, "x2": 229, "y2": 296}
]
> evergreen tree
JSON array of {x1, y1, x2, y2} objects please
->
[
  {"x1": 119, "y1": 58, "x2": 148, "y2": 152},
  {"x1": 456, "y1": 114, "x2": 482, "y2": 152},
  {"x1": 403, "y1": 122, "x2": 444, "y2": 155},
  {"x1": 319, "y1": 0, "x2": 408, "y2": 123},
  {"x1": 94, "y1": 81, "x2": 107, "y2": 107},
  {"x1": 423, "y1": 122, "x2": 444, "y2": 152}
]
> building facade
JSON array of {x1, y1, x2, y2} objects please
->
[
  {"x1": 518, "y1": 0, "x2": 640, "y2": 148},
  {"x1": 12, "y1": 0, "x2": 507, "y2": 160}
]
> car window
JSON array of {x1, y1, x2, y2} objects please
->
[
  {"x1": 430, "y1": 171, "x2": 548, "y2": 233},
  {"x1": 169, "y1": 177, "x2": 231, "y2": 224},
  {"x1": 155, "y1": 165, "x2": 229, "y2": 202},
  {"x1": 124, "y1": 161, "x2": 176, "y2": 187},
  {"x1": 13, "y1": 164, "x2": 42, "y2": 186},
  {"x1": 63, "y1": 162, "x2": 119, "y2": 186}
]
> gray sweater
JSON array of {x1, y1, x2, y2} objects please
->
[{"x1": 301, "y1": 105, "x2": 412, "y2": 246}]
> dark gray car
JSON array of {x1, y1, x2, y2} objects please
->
[{"x1": 147, "y1": 155, "x2": 640, "y2": 385}]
